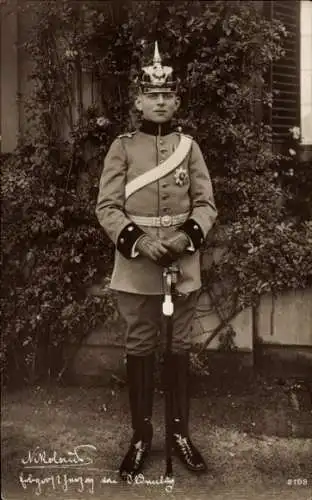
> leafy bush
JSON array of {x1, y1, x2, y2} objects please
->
[
  {"x1": 1, "y1": 0, "x2": 311, "y2": 384},
  {"x1": 1, "y1": 145, "x2": 116, "y2": 384}
]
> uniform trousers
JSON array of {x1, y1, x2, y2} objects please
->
[{"x1": 116, "y1": 290, "x2": 200, "y2": 356}]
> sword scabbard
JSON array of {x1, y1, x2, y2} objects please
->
[{"x1": 162, "y1": 264, "x2": 180, "y2": 477}]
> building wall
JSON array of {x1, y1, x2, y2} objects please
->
[
  {"x1": 0, "y1": 1, "x2": 19, "y2": 152},
  {"x1": 258, "y1": 289, "x2": 312, "y2": 346},
  {"x1": 18, "y1": 6, "x2": 36, "y2": 139}
]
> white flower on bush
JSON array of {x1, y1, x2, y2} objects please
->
[
  {"x1": 289, "y1": 126, "x2": 300, "y2": 140},
  {"x1": 288, "y1": 148, "x2": 296, "y2": 157},
  {"x1": 65, "y1": 49, "x2": 78, "y2": 59},
  {"x1": 96, "y1": 116, "x2": 110, "y2": 127}
]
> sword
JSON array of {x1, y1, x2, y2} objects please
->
[{"x1": 162, "y1": 263, "x2": 179, "y2": 478}]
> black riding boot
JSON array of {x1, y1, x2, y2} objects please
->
[
  {"x1": 119, "y1": 353, "x2": 155, "y2": 479},
  {"x1": 169, "y1": 352, "x2": 207, "y2": 473}
]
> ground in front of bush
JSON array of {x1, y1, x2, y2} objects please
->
[{"x1": 2, "y1": 370, "x2": 312, "y2": 500}]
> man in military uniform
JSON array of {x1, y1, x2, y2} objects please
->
[{"x1": 96, "y1": 42, "x2": 217, "y2": 478}]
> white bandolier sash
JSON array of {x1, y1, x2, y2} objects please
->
[{"x1": 125, "y1": 134, "x2": 193, "y2": 200}]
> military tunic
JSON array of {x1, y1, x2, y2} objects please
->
[{"x1": 96, "y1": 121, "x2": 217, "y2": 295}]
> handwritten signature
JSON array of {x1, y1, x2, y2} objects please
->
[
  {"x1": 19, "y1": 446, "x2": 175, "y2": 494},
  {"x1": 21, "y1": 444, "x2": 97, "y2": 468}
]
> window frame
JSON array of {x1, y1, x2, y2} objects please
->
[{"x1": 300, "y1": 0, "x2": 312, "y2": 148}]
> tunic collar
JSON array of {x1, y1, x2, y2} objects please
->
[{"x1": 140, "y1": 120, "x2": 174, "y2": 136}]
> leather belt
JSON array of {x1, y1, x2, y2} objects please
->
[{"x1": 128, "y1": 212, "x2": 189, "y2": 227}]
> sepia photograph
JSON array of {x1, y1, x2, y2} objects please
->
[{"x1": 1, "y1": 1, "x2": 312, "y2": 499}]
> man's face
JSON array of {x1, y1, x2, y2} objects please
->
[{"x1": 135, "y1": 91, "x2": 180, "y2": 123}]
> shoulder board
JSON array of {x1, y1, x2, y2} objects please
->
[
  {"x1": 176, "y1": 131, "x2": 193, "y2": 140},
  {"x1": 181, "y1": 133, "x2": 193, "y2": 140},
  {"x1": 175, "y1": 127, "x2": 192, "y2": 140},
  {"x1": 118, "y1": 131, "x2": 137, "y2": 139}
]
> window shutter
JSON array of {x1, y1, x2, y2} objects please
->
[{"x1": 266, "y1": 1, "x2": 301, "y2": 144}]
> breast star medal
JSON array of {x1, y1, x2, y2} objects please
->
[{"x1": 174, "y1": 166, "x2": 189, "y2": 186}]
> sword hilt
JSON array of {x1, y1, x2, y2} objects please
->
[{"x1": 162, "y1": 264, "x2": 179, "y2": 317}]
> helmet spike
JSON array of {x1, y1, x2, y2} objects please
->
[{"x1": 153, "y1": 41, "x2": 162, "y2": 64}]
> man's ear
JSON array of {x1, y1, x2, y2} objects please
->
[
  {"x1": 134, "y1": 96, "x2": 143, "y2": 112},
  {"x1": 174, "y1": 96, "x2": 181, "y2": 111}
]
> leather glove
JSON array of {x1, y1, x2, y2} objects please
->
[
  {"x1": 136, "y1": 234, "x2": 172, "y2": 263},
  {"x1": 162, "y1": 231, "x2": 189, "y2": 258}
]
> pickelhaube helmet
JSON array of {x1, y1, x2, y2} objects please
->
[{"x1": 138, "y1": 41, "x2": 179, "y2": 94}]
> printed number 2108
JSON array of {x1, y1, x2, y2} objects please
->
[{"x1": 287, "y1": 478, "x2": 308, "y2": 486}]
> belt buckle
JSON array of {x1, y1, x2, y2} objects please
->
[{"x1": 160, "y1": 215, "x2": 172, "y2": 227}]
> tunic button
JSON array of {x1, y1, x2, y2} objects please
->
[
  {"x1": 162, "y1": 183, "x2": 168, "y2": 188},
  {"x1": 128, "y1": 226, "x2": 134, "y2": 232},
  {"x1": 162, "y1": 194, "x2": 169, "y2": 200},
  {"x1": 194, "y1": 225, "x2": 199, "y2": 230},
  {"x1": 120, "y1": 238, "x2": 125, "y2": 244}
]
